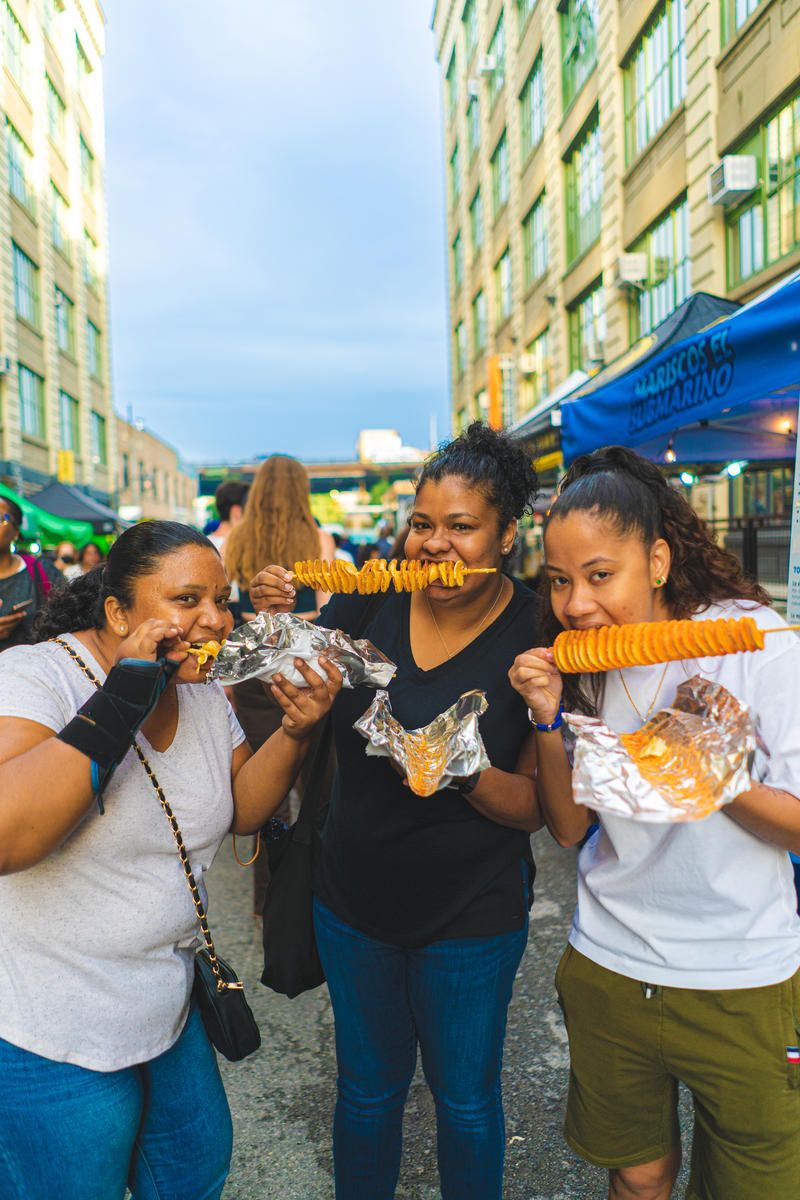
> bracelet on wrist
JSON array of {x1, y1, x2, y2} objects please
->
[{"x1": 528, "y1": 704, "x2": 564, "y2": 733}]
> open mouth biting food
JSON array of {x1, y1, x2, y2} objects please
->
[{"x1": 185, "y1": 640, "x2": 224, "y2": 674}]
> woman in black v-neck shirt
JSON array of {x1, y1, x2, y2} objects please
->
[{"x1": 250, "y1": 425, "x2": 543, "y2": 1200}]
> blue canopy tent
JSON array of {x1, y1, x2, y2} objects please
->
[{"x1": 561, "y1": 269, "x2": 800, "y2": 467}]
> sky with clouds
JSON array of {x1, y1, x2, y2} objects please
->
[{"x1": 102, "y1": 1, "x2": 449, "y2": 465}]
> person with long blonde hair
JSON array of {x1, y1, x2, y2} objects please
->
[
  {"x1": 225, "y1": 455, "x2": 333, "y2": 620},
  {"x1": 224, "y1": 455, "x2": 334, "y2": 916}
]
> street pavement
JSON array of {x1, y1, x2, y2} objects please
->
[{"x1": 207, "y1": 831, "x2": 692, "y2": 1199}]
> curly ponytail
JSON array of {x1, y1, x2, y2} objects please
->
[
  {"x1": 34, "y1": 521, "x2": 215, "y2": 641},
  {"x1": 417, "y1": 422, "x2": 539, "y2": 530},
  {"x1": 543, "y1": 445, "x2": 770, "y2": 713}
]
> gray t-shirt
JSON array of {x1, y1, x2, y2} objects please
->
[{"x1": 0, "y1": 634, "x2": 247, "y2": 1070}]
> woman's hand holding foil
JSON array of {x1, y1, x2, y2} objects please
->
[
  {"x1": 271, "y1": 655, "x2": 342, "y2": 741},
  {"x1": 508, "y1": 648, "x2": 562, "y2": 725},
  {"x1": 250, "y1": 564, "x2": 297, "y2": 615}
]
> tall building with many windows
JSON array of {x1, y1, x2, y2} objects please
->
[
  {"x1": 432, "y1": 0, "x2": 800, "y2": 479},
  {"x1": 0, "y1": 0, "x2": 115, "y2": 501}
]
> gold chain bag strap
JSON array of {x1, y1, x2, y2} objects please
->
[{"x1": 53, "y1": 638, "x2": 261, "y2": 1061}]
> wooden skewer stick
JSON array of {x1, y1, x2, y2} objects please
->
[{"x1": 763, "y1": 625, "x2": 800, "y2": 634}]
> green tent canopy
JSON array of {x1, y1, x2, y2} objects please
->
[{"x1": 0, "y1": 481, "x2": 93, "y2": 545}]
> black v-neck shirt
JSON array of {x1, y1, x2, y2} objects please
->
[{"x1": 313, "y1": 578, "x2": 542, "y2": 947}]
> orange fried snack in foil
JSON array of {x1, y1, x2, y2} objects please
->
[
  {"x1": 553, "y1": 616, "x2": 764, "y2": 674},
  {"x1": 354, "y1": 689, "x2": 490, "y2": 796},
  {"x1": 564, "y1": 677, "x2": 756, "y2": 822}
]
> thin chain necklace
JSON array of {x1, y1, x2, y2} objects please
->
[
  {"x1": 618, "y1": 661, "x2": 670, "y2": 724},
  {"x1": 425, "y1": 576, "x2": 506, "y2": 661}
]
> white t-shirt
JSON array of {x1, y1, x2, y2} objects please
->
[
  {"x1": 570, "y1": 600, "x2": 800, "y2": 989},
  {"x1": 0, "y1": 635, "x2": 247, "y2": 1070}
]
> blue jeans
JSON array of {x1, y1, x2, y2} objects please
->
[
  {"x1": 313, "y1": 896, "x2": 528, "y2": 1200},
  {"x1": 0, "y1": 1005, "x2": 232, "y2": 1200}
]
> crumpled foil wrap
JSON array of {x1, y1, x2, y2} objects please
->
[
  {"x1": 564, "y1": 676, "x2": 756, "y2": 823},
  {"x1": 211, "y1": 611, "x2": 396, "y2": 689},
  {"x1": 353, "y1": 689, "x2": 490, "y2": 797}
]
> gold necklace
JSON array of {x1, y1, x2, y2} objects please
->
[
  {"x1": 425, "y1": 576, "x2": 506, "y2": 661},
  {"x1": 618, "y1": 661, "x2": 670, "y2": 724}
]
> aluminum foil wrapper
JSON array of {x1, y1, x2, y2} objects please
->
[
  {"x1": 211, "y1": 612, "x2": 396, "y2": 689},
  {"x1": 353, "y1": 689, "x2": 490, "y2": 797},
  {"x1": 564, "y1": 676, "x2": 756, "y2": 823}
]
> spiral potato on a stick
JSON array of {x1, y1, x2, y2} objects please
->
[
  {"x1": 292, "y1": 558, "x2": 495, "y2": 594},
  {"x1": 552, "y1": 617, "x2": 766, "y2": 674}
]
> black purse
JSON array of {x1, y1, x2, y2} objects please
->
[
  {"x1": 54, "y1": 638, "x2": 261, "y2": 1063},
  {"x1": 260, "y1": 594, "x2": 384, "y2": 998}
]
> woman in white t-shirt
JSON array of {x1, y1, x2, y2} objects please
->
[
  {"x1": 0, "y1": 520, "x2": 341, "y2": 1200},
  {"x1": 510, "y1": 446, "x2": 800, "y2": 1200}
]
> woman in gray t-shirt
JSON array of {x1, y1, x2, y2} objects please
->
[{"x1": 0, "y1": 520, "x2": 341, "y2": 1200}]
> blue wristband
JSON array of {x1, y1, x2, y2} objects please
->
[{"x1": 531, "y1": 704, "x2": 563, "y2": 733}]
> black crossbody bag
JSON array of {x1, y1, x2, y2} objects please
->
[{"x1": 261, "y1": 593, "x2": 385, "y2": 998}]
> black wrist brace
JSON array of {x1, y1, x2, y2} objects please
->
[{"x1": 57, "y1": 657, "x2": 178, "y2": 812}]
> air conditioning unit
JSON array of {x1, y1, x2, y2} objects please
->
[
  {"x1": 467, "y1": 78, "x2": 480, "y2": 98},
  {"x1": 586, "y1": 336, "x2": 605, "y2": 366},
  {"x1": 0, "y1": 355, "x2": 11, "y2": 375},
  {"x1": 478, "y1": 54, "x2": 496, "y2": 75},
  {"x1": 518, "y1": 353, "x2": 538, "y2": 374},
  {"x1": 613, "y1": 253, "x2": 648, "y2": 290},
  {"x1": 707, "y1": 156, "x2": 758, "y2": 207}
]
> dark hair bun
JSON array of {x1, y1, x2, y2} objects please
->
[{"x1": 418, "y1": 421, "x2": 539, "y2": 528}]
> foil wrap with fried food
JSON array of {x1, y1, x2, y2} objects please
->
[
  {"x1": 564, "y1": 676, "x2": 756, "y2": 822},
  {"x1": 354, "y1": 689, "x2": 490, "y2": 797},
  {"x1": 211, "y1": 611, "x2": 397, "y2": 689}
]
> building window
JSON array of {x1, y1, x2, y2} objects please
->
[
  {"x1": 472, "y1": 290, "x2": 487, "y2": 354},
  {"x1": 491, "y1": 131, "x2": 509, "y2": 219},
  {"x1": 121, "y1": 452, "x2": 130, "y2": 490},
  {"x1": 722, "y1": 0, "x2": 763, "y2": 44},
  {"x1": 7, "y1": 121, "x2": 36, "y2": 216},
  {"x1": 83, "y1": 229, "x2": 99, "y2": 288},
  {"x1": 51, "y1": 182, "x2": 71, "y2": 260},
  {"x1": 90, "y1": 411, "x2": 107, "y2": 465},
  {"x1": 446, "y1": 49, "x2": 458, "y2": 121},
  {"x1": 565, "y1": 116, "x2": 603, "y2": 267},
  {"x1": 449, "y1": 143, "x2": 461, "y2": 207},
  {"x1": 630, "y1": 199, "x2": 690, "y2": 339},
  {"x1": 469, "y1": 188, "x2": 484, "y2": 257},
  {"x1": 467, "y1": 95, "x2": 480, "y2": 159},
  {"x1": 522, "y1": 192, "x2": 548, "y2": 288},
  {"x1": 463, "y1": 0, "x2": 478, "y2": 60},
  {"x1": 568, "y1": 281, "x2": 606, "y2": 372},
  {"x1": 4, "y1": 2, "x2": 30, "y2": 94},
  {"x1": 452, "y1": 232, "x2": 464, "y2": 292},
  {"x1": 521, "y1": 328, "x2": 550, "y2": 413},
  {"x1": 76, "y1": 35, "x2": 94, "y2": 105},
  {"x1": 501, "y1": 362, "x2": 516, "y2": 427},
  {"x1": 12, "y1": 243, "x2": 40, "y2": 327},
  {"x1": 87, "y1": 319, "x2": 102, "y2": 379},
  {"x1": 55, "y1": 287, "x2": 76, "y2": 356},
  {"x1": 454, "y1": 321, "x2": 467, "y2": 378},
  {"x1": 46, "y1": 76, "x2": 67, "y2": 151},
  {"x1": 726, "y1": 89, "x2": 800, "y2": 288},
  {"x1": 517, "y1": 0, "x2": 538, "y2": 34},
  {"x1": 59, "y1": 390, "x2": 80, "y2": 452},
  {"x1": 494, "y1": 247, "x2": 513, "y2": 327},
  {"x1": 624, "y1": 0, "x2": 686, "y2": 164},
  {"x1": 18, "y1": 364, "x2": 45, "y2": 439},
  {"x1": 80, "y1": 135, "x2": 95, "y2": 194},
  {"x1": 487, "y1": 13, "x2": 506, "y2": 107},
  {"x1": 561, "y1": 0, "x2": 598, "y2": 111},
  {"x1": 520, "y1": 54, "x2": 545, "y2": 162}
]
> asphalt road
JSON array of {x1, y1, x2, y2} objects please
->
[{"x1": 207, "y1": 831, "x2": 692, "y2": 1200}]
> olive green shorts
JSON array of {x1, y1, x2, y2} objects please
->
[{"x1": 555, "y1": 944, "x2": 800, "y2": 1199}]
